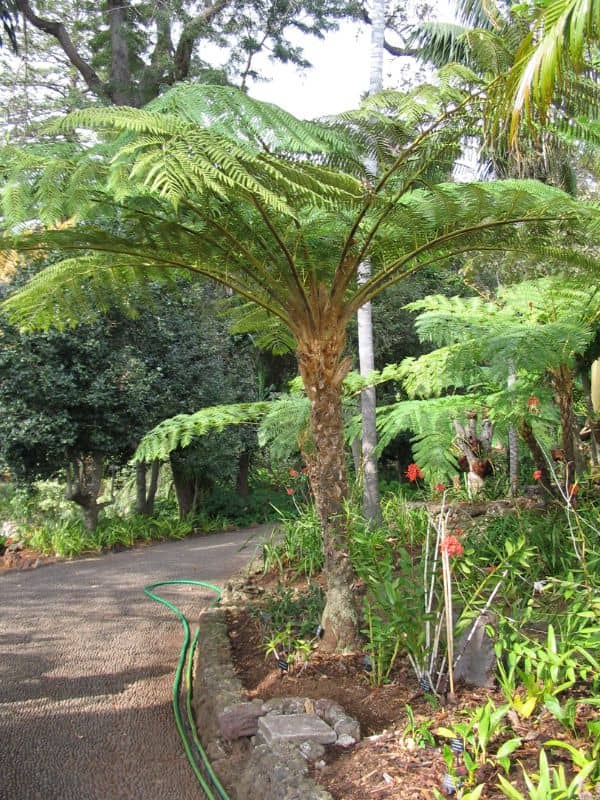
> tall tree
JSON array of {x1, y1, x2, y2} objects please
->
[
  {"x1": 0, "y1": 275, "x2": 257, "y2": 528},
  {"x1": 356, "y1": 0, "x2": 386, "y2": 522},
  {"x1": 3, "y1": 0, "x2": 357, "y2": 106},
  {"x1": 1, "y1": 82, "x2": 594, "y2": 648}
]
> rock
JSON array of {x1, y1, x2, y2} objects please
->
[
  {"x1": 299, "y1": 740, "x2": 326, "y2": 762},
  {"x1": 453, "y1": 612, "x2": 497, "y2": 688},
  {"x1": 336, "y1": 734, "x2": 357, "y2": 748},
  {"x1": 218, "y1": 700, "x2": 265, "y2": 739},
  {"x1": 334, "y1": 716, "x2": 360, "y2": 742},
  {"x1": 315, "y1": 699, "x2": 346, "y2": 726},
  {"x1": 258, "y1": 714, "x2": 337, "y2": 746},
  {"x1": 262, "y1": 696, "x2": 306, "y2": 715}
]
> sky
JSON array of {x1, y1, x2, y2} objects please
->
[
  {"x1": 249, "y1": 22, "x2": 373, "y2": 119},
  {"x1": 246, "y1": 2, "x2": 457, "y2": 120}
]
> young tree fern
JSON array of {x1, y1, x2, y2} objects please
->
[{"x1": 377, "y1": 277, "x2": 600, "y2": 487}]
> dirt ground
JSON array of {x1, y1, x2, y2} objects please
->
[{"x1": 227, "y1": 604, "x2": 595, "y2": 800}]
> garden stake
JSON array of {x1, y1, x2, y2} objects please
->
[{"x1": 441, "y1": 549, "x2": 455, "y2": 699}]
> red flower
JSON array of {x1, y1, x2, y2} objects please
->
[
  {"x1": 286, "y1": 487, "x2": 295, "y2": 495},
  {"x1": 440, "y1": 535, "x2": 464, "y2": 557},
  {"x1": 434, "y1": 483, "x2": 446, "y2": 493},
  {"x1": 406, "y1": 463, "x2": 424, "y2": 482},
  {"x1": 289, "y1": 468, "x2": 299, "y2": 478},
  {"x1": 528, "y1": 396, "x2": 540, "y2": 413},
  {"x1": 533, "y1": 469, "x2": 543, "y2": 480}
]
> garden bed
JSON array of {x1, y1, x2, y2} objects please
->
[{"x1": 226, "y1": 589, "x2": 597, "y2": 800}]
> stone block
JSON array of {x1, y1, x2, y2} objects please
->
[
  {"x1": 218, "y1": 700, "x2": 265, "y2": 739},
  {"x1": 258, "y1": 714, "x2": 337, "y2": 746},
  {"x1": 299, "y1": 740, "x2": 326, "y2": 762},
  {"x1": 315, "y1": 699, "x2": 346, "y2": 726}
]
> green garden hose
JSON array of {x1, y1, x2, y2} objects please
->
[{"x1": 143, "y1": 580, "x2": 231, "y2": 800}]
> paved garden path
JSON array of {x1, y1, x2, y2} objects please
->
[{"x1": 0, "y1": 525, "x2": 272, "y2": 800}]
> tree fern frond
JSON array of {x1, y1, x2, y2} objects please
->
[
  {"x1": 376, "y1": 396, "x2": 477, "y2": 480},
  {"x1": 1, "y1": 253, "x2": 184, "y2": 330},
  {"x1": 134, "y1": 401, "x2": 271, "y2": 463},
  {"x1": 227, "y1": 302, "x2": 296, "y2": 355},
  {"x1": 258, "y1": 395, "x2": 311, "y2": 461}
]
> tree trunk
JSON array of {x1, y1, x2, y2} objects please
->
[
  {"x1": 355, "y1": 0, "x2": 386, "y2": 523},
  {"x1": 135, "y1": 460, "x2": 160, "y2": 516},
  {"x1": 65, "y1": 452, "x2": 104, "y2": 532},
  {"x1": 297, "y1": 333, "x2": 360, "y2": 652},
  {"x1": 108, "y1": 0, "x2": 135, "y2": 105},
  {"x1": 170, "y1": 453, "x2": 197, "y2": 519},
  {"x1": 507, "y1": 366, "x2": 519, "y2": 495},
  {"x1": 519, "y1": 420, "x2": 553, "y2": 496}
]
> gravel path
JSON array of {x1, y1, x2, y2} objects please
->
[{"x1": 0, "y1": 526, "x2": 271, "y2": 800}]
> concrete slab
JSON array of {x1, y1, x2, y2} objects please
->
[{"x1": 258, "y1": 714, "x2": 337, "y2": 746}]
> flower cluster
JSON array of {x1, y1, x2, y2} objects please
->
[
  {"x1": 406, "y1": 463, "x2": 424, "y2": 482},
  {"x1": 285, "y1": 466, "x2": 310, "y2": 496},
  {"x1": 440, "y1": 535, "x2": 464, "y2": 558}
]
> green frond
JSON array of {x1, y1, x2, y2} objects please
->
[
  {"x1": 2, "y1": 252, "x2": 184, "y2": 331},
  {"x1": 377, "y1": 396, "x2": 477, "y2": 480},
  {"x1": 258, "y1": 395, "x2": 311, "y2": 461},
  {"x1": 53, "y1": 99, "x2": 364, "y2": 215},
  {"x1": 134, "y1": 401, "x2": 271, "y2": 463},
  {"x1": 353, "y1": 180, "x2": 596, "y2": 310},
  {"x1": 227, "y1": 302, "x2": 296, "y2": 355}
]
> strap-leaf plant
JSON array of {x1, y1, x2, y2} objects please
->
[{"x1": 1, "y1": 79, "x2": 596, "y2": 650}]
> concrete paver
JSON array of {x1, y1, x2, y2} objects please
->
[{"x1": 0, "y1": 526, "x2": 270, "y2": 800}]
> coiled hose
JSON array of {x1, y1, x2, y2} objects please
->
[{"x1": 144, "y1": 580, "x2": 231, "y2": 800}]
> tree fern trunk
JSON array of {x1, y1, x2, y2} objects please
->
[
  {"x1": 298, "y1": 333, "x2": 360, "y2": 653},
  {"x1": 553, "y1": 365, "x2": 576, "y2": 485},
  {"x1": 65, "y1": 453, "x2": 104, "y2": 532}
]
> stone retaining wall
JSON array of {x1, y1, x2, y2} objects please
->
[{"x1": 193, "y1": 607, "x2": 335, "y2": 800}]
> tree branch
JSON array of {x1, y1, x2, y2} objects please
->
[
  {"x1": 172, "y1": 0, "x2": 231, "y2": 81},
  {"x1": 15, "y1": 0, "x2": 109, "y2": 100}
]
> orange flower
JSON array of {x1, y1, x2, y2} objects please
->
[
  {"x1": 440, "y1": 535, "x2": 464, "y2": 557},
  {"x1": 289, "y1": 468, "x2": 299, "y2": 478},
  {"x1": 406, "y1": 463, "x2": 424, "y2": 482}
]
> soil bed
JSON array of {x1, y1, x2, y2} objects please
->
[{"x1": 227, "y1": 598, "x2": 593, "y2": 800}]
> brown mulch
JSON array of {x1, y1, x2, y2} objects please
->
[{"x1": 226, "y1": 597, "x2": 593, "y2": 800}]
